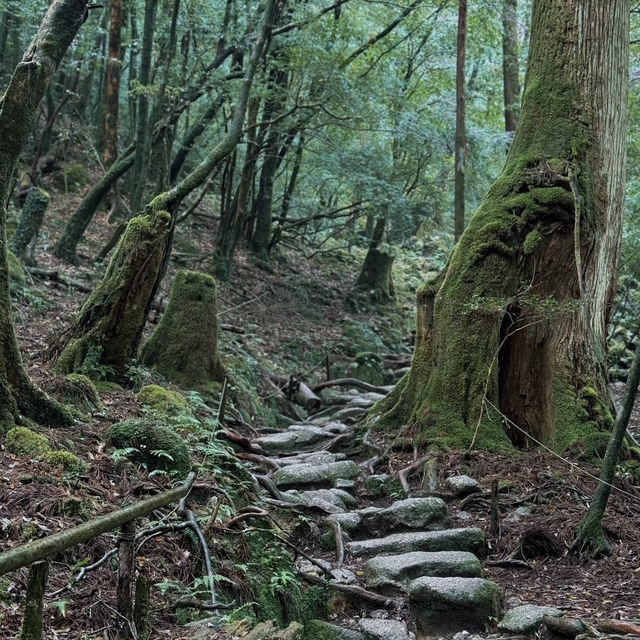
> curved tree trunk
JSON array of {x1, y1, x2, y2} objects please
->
[
  {"x1": 356, "y1": 217, "x2": 395, "y2": 302},
  {"x1": 0, "y1": 0, "x2": 88, "y2": 431},
  {"x1": 375, "y1": 0, "x2": 629, "y2": 453}
]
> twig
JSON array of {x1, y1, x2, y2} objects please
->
[{"x1": 398, "y1": 455, "x2": 432, "y2": 494}]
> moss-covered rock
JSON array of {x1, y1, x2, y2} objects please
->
[
  {"x1": 44, "y1": 373, "x2": 103, "y2": 414},
  {"x1": 42, "y1": 450, "x2": 88, "y2": 474},
  {"x1": 53, "y1": 162, "x2": 90, "y2": 192},
  {"x1": 107, "y1": 418, "x2": 191, "y2": 474},
  {"x1": 7, "y1": 249, "x2": 26, "y2": 286},
  {"x1": 140, "y1": 271, "x2": 226, "y2": 391},
  {"x1": 136, "y1": 385, "x2": 190, "y2": 415},
  {"x1": 5, "y1": 427, "x2": 50, "y2": 457}
]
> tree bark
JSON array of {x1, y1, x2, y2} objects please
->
[
  {"x1": 356, "y1": 217, "x2": 395, "y2": 302},
  {"x1": 454, "y1": 0, "x2": 467, "y2": 241},
  {"x1": 375, "y1": 0, "x2": 629, "y2": 453},
  {"x1": 0, "y1": 0, "x2": 88, "y2": 432},
  {"x1": 502, "y1": 0, "x2": 520, "y2": 136},
  {"x1": 104, "y1": 0, "x2": 123, "y2": 166}
]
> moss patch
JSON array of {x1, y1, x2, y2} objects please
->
[
  {"x1": 107, "y1": 418, "x2": 191, "y2": 474},
  {"x1": 42, "y1": 450, "x2": 88, "y2": 474},
  {"x1": 136, "y1": 385, "x2": 190, "y2": 415},
  {"x1": 5, "y1": 427, "x2": 50, "y2": 457},
  {"x1": 53, "y1": 162, "x2": 90, "y2": 192}
]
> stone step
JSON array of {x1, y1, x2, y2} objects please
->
[
  {"x1": 302, "y1": 619, "x2": 412, "y2": 640},
  {"x1": 283, "y1": 488, "x2": 358, "y2": 513},
  {"x1": 363, "y1": 550, "x2": 482, "y2": 589},
  {"x1": 272, "y1": 460, "x2": 360, "y2": 488},
  {"x1": 408, "y1": 576, "x2": 502, "y2": 636},
  {"x1": 256, "y1": 426, "x2": 334, "y2": 455},
  {"x1": 347, "y1": 527, "x2": 486, "y2": 559},
  {"x1": 326, "y1": 497, "x2": 450, "y2": 539},
  {"x1": 271, "y1": 451, "x2": 346, "y2": 466}
]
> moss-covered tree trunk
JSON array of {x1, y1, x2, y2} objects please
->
[
  {"x1": 10, "y1": 187, "x2": 50, "y2": 263},
  {"x1": 356, "y1": 217, "x2": 395, "y2": 302},
  {"x1": 375, "y1": 0, "x2": 629, "y2": 452},
  {"x1": 54, "y1": 0, "x2": 277, "y2": 379},
  {"x1": 0, "y1": 0, "x2": 87, "y2": 432},
  {"x1": 502, "y1": 0, "x2": 519, "y2": 136},
  {"x1": 140, "y1": 270, "x2": 225, "y2": 391}
]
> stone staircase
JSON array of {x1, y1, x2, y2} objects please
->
[{"x1": 249, "y1": 393, "x2": 504, "y2": 640}]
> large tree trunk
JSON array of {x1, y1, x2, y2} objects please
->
[
  {"x1": 0, "y1": 0, "x2": 88, "y2": 431},
  {"x1": 356, "y1": 217, "x2": 395, "y2": 303},
  {"x1": 375, "y1": 0, "x2": 629, "y2": 453}
]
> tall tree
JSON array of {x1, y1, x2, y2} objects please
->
[
  {"x1": 502, "y1": 0, "x2": 520, "y2": 136},
  {"x1": 104, "y1": 0, "x2": 123, "y2": 166},
  {"x1": 374, "y1": 0, "x2": 629, "y2": 452},
  {"x1": 454, "y1": 0, "x2": 467, "y2": 241},
  {"x1": 0, "y1": 0, "x2": 90, "y2": 431}
]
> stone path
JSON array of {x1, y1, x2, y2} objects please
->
[{"x1": 250, "y1": 389, "x2": 504, "y2": 640}]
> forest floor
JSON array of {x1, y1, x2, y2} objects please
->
[{"x1": 1, "y1": 180, "x2": 640, "y2": 637}]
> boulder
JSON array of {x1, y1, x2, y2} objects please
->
[
  {"x1": 498, "y1": 604, "x2": 563, "y2": 633},
  {"x1": 273, "y1": 461, "x2": 359, "y2": 488},
  {"x1": 409, "y1": 576, "x2": 502, "y2": 635},
  {"x1": 348, "y1": 527, "x2": 486, "y2": 559},
  {"x1": 364, "y1": 551, "x2": 482, "y2": 589}
]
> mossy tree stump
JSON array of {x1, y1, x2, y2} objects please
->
[
  {"x1": 11, "y1": 187, "x2": 50, "y2": 264},
  {"x1": 374, "y1": 0, "x2": 629, "y2": 453},
  {"x1": 141, "y1": 270, "x2": 226, "y2": 391},
  {"x1": 356, "y1": 217, "x2": 395, "y2": 303},
  {"x1": 55, "y1": 207, "x2": 172, "y2": 379}
]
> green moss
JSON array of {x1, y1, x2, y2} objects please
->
[
  {"x1": 140, "y1": 271, "x2": 226, "y2": 392},
  {"x1": 7, "y1": 249, "x2": 26, "y2": 286},
  {"x1": 53, "y1": 162, "x2": 90, "y2": 192},
  {"x1": 136, "y1": 384, "x2": 190, "y2": 415},
  {"x1": 5, "y1": 427, "x2": 50, "y2": 457},
  {"x1": 94, "y1": 380, "x2": 125, "y2": 392},
  {"x1": 42, "y1": 451, "x2": 88, "y2": 474},
  {"x1": 107, "y1": 418, "x2": 191, "y2": 474},
  {"x1": 523, "y1": 229, "x2": 543, "y2": 255}
]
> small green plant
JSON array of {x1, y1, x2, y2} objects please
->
[{"x1": 80, "y1": 344, "x2": 117, "y2": 381}]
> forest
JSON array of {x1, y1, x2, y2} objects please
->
[{"x1": 0, "y1": 0, "x2": 640, "y2": 638}]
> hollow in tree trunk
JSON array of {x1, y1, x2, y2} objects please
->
[{"x1": 374, "y1": 0, "x2": 629, "y2": 453}]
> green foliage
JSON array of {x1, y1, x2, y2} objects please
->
[
  {"x1": 42, "y1": 451, "x2": 88, "y2": 474},
  {"x1": 53, "y1": 163, "x2": 90, "y2": 193},
  {"x1": 106, "y1": 418, "x2": 191, "y2": 474},
  {"x1": 79, "y1": 344, "x2": 117, "y2": 381}
]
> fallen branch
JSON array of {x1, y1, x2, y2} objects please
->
[
  {"x1": 323, "y1": 518, "x2": 345, "y2": 566},
  {"x1": 0, "y1": 473, "x2": 196, "y2": 577}
]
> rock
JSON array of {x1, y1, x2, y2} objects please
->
[
  {"x1": 273, "y1": 461, "x2": 360, "y2": 488},
  {"x1": 452, "y1": 632, "x2": 483, "y2": 640},
  {"x1": 348, "y1": 527, "x2": 486, "y2": 559},
  {"x1": 498, "y1": 604, "x2": 563, "y2": 633},
  {"x1": 277, "y1": 452, "x2": 345, "y2": 466},
  {"x1": 445, "y1": 475, "x2": 482, "y2": 497},
  {"x1": 358, "y1": 497, "x2": 450, "y2": 536},
  {"x1": 333, "y1": 478, "x2": 355, "y2": 490},
  {"x1": 285, "y1": 489, "x2": 348, "y2": 511},
  {"x1": 276, "y1": 622, "x2": 305, "y2": 640},
  {"x1": 327, "y1": 512, "x2": 363, "y2": 532},
  {"x1": 364, "y1": 551, "x2": 482, "y2": 589},
  {"x1": 332, "y1": 488, "x2": 358, "y2": 508},
  {"x1": 330, "y1": 568, "x2": 358, "y2": 584},
  {"x1": 409, "y1": 576, "x2": 502, "y2": 635},
  {"x1": 302, "y1": 620, "x2": 365, "y2": 640},
  {"x1": 256, "y1": 427, "x2": 332, "y2": 455},
  {"x1": 358, "y1": 619, "x2": 411, "y2": 640},
  {"x1": 362, "y1": 474, "x2": 393, "y2": 497}
]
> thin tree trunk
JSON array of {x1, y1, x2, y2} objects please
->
[
  {"x1": 573, "y1": 338, "x2": 640, "y2": 557},
  {"x1": 104, "y1": 0, "x2": 123, "y2": 166},
  {"x1": 502, "y1": 0, "x2": 520, "y2": 136},
  {"x1": 454, "y1": 0, "x2": 467, "y2": 241}
]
